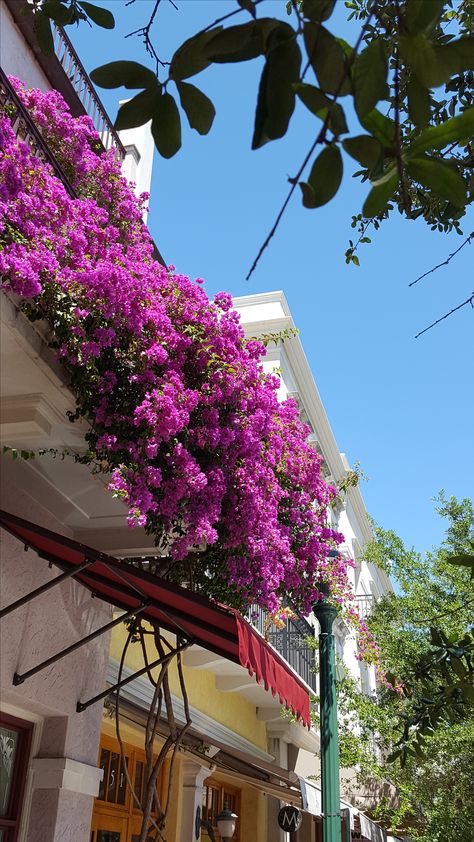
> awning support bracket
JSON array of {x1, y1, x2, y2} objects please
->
[
  {"x1": 76, "y1": 637, "x2": 193, "y2": 713},
  {"x1": 0, "y1": 557, "x2": 94, "y2": 620},
  {"x1": 12, "y1": 602, "x2": 150, "y2": 686}
]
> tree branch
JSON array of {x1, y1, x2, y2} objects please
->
[
  {"x1": 393, "y1": 1, "x2": 410, "y2": 214},
  {"x1": 409, "y1": 232, "x2": 473, "y2": 287},
  {"x1": 415, "y1": 291, "x2": 474, "y2": 339},
  {"x1": 246, "y1": 0, "x2": 380, "y2": 281}
]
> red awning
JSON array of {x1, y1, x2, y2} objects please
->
[{"x1": 0, "y1": 510, "x2": 311, "y2": 727}]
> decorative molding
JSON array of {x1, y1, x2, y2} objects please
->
[
  {"x1": 30, "y1": 757, "x2": 103, "y2": 796},
  {"x1": 107, "y1": 658, "x2": 274, "y2": 763},
  {"x1": 266, "y1": 721, "x2": 319, "y2": 753},
  {"x1": 124, "y1": 143, "x2": 141, "y2": 163},
  {"x1": 215, "y1": 675, "x2": 257, "y2": 694}
]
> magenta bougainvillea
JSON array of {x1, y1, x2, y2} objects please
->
[{"x1": 0, "y1": 81, "x2": 380, "y2": 663}]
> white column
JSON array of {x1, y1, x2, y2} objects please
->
[
  {"x1": 179, "y1": 758, "x2": 212, "y2": 842},
  {"x1": 267, "y1": 736, "x2": 289, "y2": 842}
]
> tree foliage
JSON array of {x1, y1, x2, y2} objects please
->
[
  {"x1": 338, "y1": 493, "x2": 474, "y2": 839},
  {"x1": 26, "y1": 0, "x2": 474, "y2": 273}
]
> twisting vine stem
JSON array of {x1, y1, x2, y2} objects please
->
[{"x1": 113, "y1": 620, "x2": 192, "y2": 842}]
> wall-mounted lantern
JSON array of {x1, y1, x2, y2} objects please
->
[
  {"x1": 216, "y1": 803, "x2": 238, "y2": 841},
  {"x1": 195, "y1": 802, "x2": 238, "y2": 841}
]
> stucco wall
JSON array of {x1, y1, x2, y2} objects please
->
[
  {"x1": 0, "y1": 456, "x2": 111, "y2": 842},
  {"x1": 0, "y1": 2, "x2": 51, "y2": 90},
  {"x1": 109, "y1": 624, "x2": 269, "y2": 752}
]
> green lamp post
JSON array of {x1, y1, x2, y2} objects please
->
[{"x1": 313, "y1": 578, "x2": 341, "y2": 842}]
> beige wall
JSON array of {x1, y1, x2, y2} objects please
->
[{"x1": 0, "y1": 457, "x2": 111, "y2": 842}]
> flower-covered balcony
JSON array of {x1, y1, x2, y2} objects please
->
[{"x1": 3, "y1": 0, "x2": 125, "y2": 160}]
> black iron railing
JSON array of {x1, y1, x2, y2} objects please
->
[
  {"x1": 248, "y1": 605, "x2": 317, "y2": 692},
  {"x1": 51, "y1": 25, "x2": 125, "y2": 160},
  {"x1": 0, "y1": 67, "x2": 77, "y2": 197}
]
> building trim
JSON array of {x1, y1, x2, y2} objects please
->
[
  {"x1": 30, "y1": 757, "x2": 103, "y2": 797},
  {"x1": 108, "y1": 658, "x2": 275, "y2": 763}
]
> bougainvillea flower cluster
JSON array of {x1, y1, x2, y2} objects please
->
[{"x1": 0, "y1": 80, "x2": 380, "y2": 664}]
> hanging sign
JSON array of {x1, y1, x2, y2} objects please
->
[{"x1": 278, "y1": 805, "x2": 303, "y2": 832}]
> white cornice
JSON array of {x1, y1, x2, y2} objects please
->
[
  {"x1": 234, "y1": 292, "x2": 372, "y2": 539},
  {"x1": 107, "y1": 658, "x2": 275, "y2": 763}
]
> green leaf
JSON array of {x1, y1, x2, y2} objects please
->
[
  {"x1": 405, "y1": 0, "x2": 445, "y2": 34},
  {"x1": 407, "y1": 75, "x2": 431, "y2": 127},
  {"x1": 42, "y1": 1, "x2": 74, "y2": 26},
  {"x1": 407, "y1": 157, "x2": 467, "y2": 207},
  {"x1": 34, "y1": 12, "x2": 54, "y2": 57},
  {"x1": 353, "y1": 38, "x2": 388, "y2": 119},
  {"x1": 443, "y1": 37, "x2": 474, "y2": 73},
  {"x1": 343, "y1": 135, "x2": 383, "y2": 169},
  {"x1": 171, "y1": 28, "x2": 223, "y2": 81},
  {"x1": 91, "y1": 61, "x2": 157, "y2": 90},
  {"x1": 115, "y1": 87, "x2": 162, "y2": 131},
  {"x1": 387, "y1": 749, "x2": 402, "y2": 763},
  {"x1": 360, "y1": 108, "x2": 396, "y2": 148},
  {"x1": 410, "y1": 107, "x2": 474, "y2": 155},
  {"x1": 252, "y1": 28, "x2": 301, "y2": 148},
  {"x1": 304, "y1": 24, "x2": 351, "y2": 96},
  {"x1": 447, "y1": 553, "x2": 474, "y2": 569},
  {"x1": 299, "y1": 181, "x2": 317, "y2": 209},
  {"x1": 295, "y1": 82, "x2": 331, "y2": 114},
  {"x1": 176, "y1": 82, "x2": 216, "y2": 135},
  {"x1": 206, "y1": 20, "x2": 273, "y2": 63},
  {"x1": 302, "y1": 0, "x2": 336, "y2": 21},
  {"x1": 151, "y1": 93, "x2": 182, "y2": 158},
  {"x1": 362, "y1": 171, "x2": 397, "y2": 217},
  {"x1": 450, "y1": 657, "x2": 467, "y2": 680},
  {"x1": 79, "y1": 1, "x2": 115, "y2": 28},
  {"x1": 295, "y1": 83, "x2": 348, "y2": 134},
  {"x1": 237, "y1": 0, "x2": 257, "y2": 17},
  {"x1": 399, "y1": 34, "x2": 457, "y2": 88},
  {"x1": 430, "y1": 627, "x2": 444, "y2": 646},
  {"x1": 305, "y1": 144, "x2": 343, "y2": 207}
]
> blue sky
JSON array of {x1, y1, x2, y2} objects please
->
[{"x1": 72, "y1": 0, "x2": 474, "y2": 556}]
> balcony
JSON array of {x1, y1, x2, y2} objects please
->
[
  {"x1": 248, "y1": 605, "x2": 317, "y2": 692},
  {"x1": 354, "y1": 594, "x2": 376, "y2": 619},
  {"x1": 4, "y1": 0, "x2": 125, "y2": 160},
  {"x1": 0, "y1": 67, "x2": 76, "y2": 197},
  {"x1": 51, "y1": 25, "x2": 125, "y2": 159}
]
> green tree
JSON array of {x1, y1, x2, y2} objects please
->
[
  {"x1": 25, "y1": 0, "x2": 474, "y2": 286},
  {"x1": 336, "y1": 493, "x2": 474, "y2": 839}
]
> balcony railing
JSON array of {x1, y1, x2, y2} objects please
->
[
  {"x1": 0, "y1": 67, "x2": 76, "y2": 198},
  {"x1": 51, "y1": 25, "x2": 126, "y2": 160},
  {"x1": 354, "y1": 594, "x2": 376, "y2": 619},
  {"x1": 248, "y1": 605, "x2": 317, "y2": 692},
  {"x1": 3, "y1": 0, "x2": 125, "y2": 161}
]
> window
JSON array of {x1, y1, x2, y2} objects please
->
[
  {"x1": 91, "y1": 735, "x2": 166, "y2": 842},
  {"x1": 201, "y1": 780, "x2": 240, "y2": 842},
  {"x1": 0, "y1": 712, "x2": 33, "y2": 842}
]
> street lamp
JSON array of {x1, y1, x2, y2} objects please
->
[
  {"x1": 313, "y1": 577, "x2": 341, "y2": 842},
  {"x1": 216, "y1": 803, "x2": 238, "y2": 841}
]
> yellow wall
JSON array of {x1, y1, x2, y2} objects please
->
[
  {"x1": 99, "y1": 716, "x2": 268, "y2": 842},
  {"x1": 109, "y1": 624, "x2": 268, "y2": 752}
]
